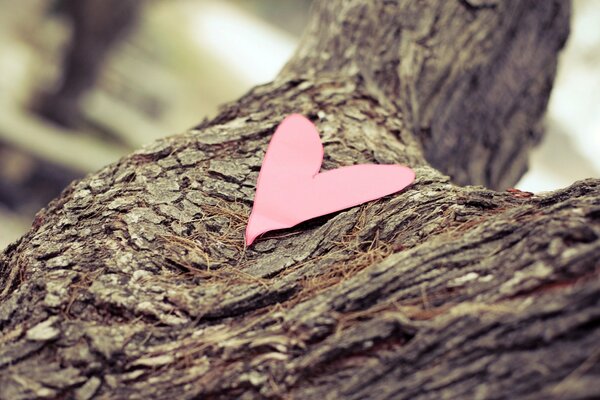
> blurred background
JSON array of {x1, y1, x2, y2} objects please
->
[{"x1": 0, "y1": 0, "x2": 598, "y2": 249}]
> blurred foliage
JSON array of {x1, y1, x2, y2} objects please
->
[{"x1": 231, "y1": 0, "x2": 313, "y2": 35}]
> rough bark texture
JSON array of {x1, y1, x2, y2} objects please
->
[{"x1": 2, "y1": 1, "x2": 599, "y2": 399}]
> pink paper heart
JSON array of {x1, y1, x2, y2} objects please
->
[{"x1": 245, "y1": 114, "x2": 415, "y2": 245}]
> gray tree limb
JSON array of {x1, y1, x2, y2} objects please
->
[{"x1": 2, "y1": 1, "x2": 599, "y2": 399}]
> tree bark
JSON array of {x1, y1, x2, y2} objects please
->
[{"x1": 2, "y1": 1, "x2": 599, "y2": 399}]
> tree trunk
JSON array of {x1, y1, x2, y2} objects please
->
[{"x1": 2, "y1": 1, "x2": 599, "y2": 399}]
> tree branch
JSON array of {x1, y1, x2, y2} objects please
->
[
  {"x1": 284, "y1": 0, "x2": 570, "y2": 188},
  {"x1": 2, "y1": 1, "x2": 598, "y2": 400}
]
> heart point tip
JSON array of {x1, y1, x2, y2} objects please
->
[{"x1": 245, "y1": 223, "x2": 262, "y2": 246}]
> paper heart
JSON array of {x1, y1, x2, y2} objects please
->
[{"x1": 245, "y1": 114, "x2": 415, "y2": 245}]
